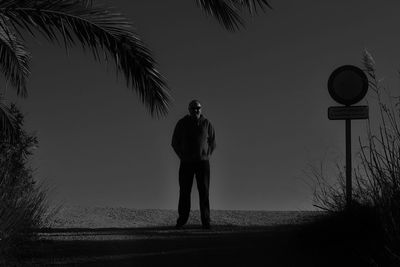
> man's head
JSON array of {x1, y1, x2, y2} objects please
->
[{"x1": 188, "y1": 100, "x2": 202, "y2": 119}]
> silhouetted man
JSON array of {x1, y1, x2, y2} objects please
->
[{"x1": 172, "y1": 100, "x2": 216, "y2": 229}]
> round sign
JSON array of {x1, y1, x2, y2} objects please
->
[{"x1": 328, "y1": 65, "x2": 369, "y2": 106}]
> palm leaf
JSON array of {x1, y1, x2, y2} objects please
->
[
  {"x1": 195, "y1": 0, "x2": 244, "y2": 31},
  {"x1": 0, "y1": 18, "x2": 28, "y2": 142},
  {"x1": 0, "y1": 0, "x2": 170, "y2": 117},
  {"x1": 0, "y1": 18, "x2": 30, "y2": 97},
  {"x1": 231, "y1": 0, "x2": 272, "y2": 13},
  {"x1": 0, "y1": 96, "x2": 18, "y2": 143},
  {"x1": 195, "y1": 0, "x2": 271, "y2": 31}
]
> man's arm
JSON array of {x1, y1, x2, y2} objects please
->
[
  {"x1": 171, "y1": 121, "x2": 183, "y2": 159},
  {"x1": 208, "y1": 122, "x2": 216, "y2": 155}
]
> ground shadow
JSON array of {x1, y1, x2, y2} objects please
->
[{"x1": 17, "y1": 223, "x2": 372, "y2": 267}]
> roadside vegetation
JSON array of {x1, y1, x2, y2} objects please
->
[
  {"x1": 0, "y1": 105, "x2": 53, "y2": 264},
  {"x1": 310, "y1": 50, "x2": 400, "y2": 266}
]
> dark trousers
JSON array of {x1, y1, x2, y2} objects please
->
[{"x1": 177, "y1": 160, "x2": 210, "y2": 226}]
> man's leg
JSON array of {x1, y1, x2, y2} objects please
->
[
  {"x1": 195, "y1": 160, "x2": 211, "y2": 228},
  {"x1": 177, "y1": 161, "x2": 194, "y2": 227}
]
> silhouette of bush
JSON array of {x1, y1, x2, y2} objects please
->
[
  {"x1": 357, "y1": 50, "x2": 400, "y2": 262},
  {"x1": 0, "y1": 104, "x2": 49, "y2": 259},
  {"x1": 310, "y1": 51, "x2": 400, "y2": 266}
]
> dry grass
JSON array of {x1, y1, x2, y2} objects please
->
[{"x1": 308, "y1": 50, "x2": 400, "y2": 266}]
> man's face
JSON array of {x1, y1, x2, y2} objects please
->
[{"x1": 189, "y1": 103, "x2": 202, "y2": 119}]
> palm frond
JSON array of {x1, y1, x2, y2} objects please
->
[
  {"x1": 230, "y1": 0, "x2": 272, "y2": 14},
  {"x1": 195, "y1": 0, "x2": 244, "y2": 31},
  {"x1": 0, "y1": 0, "x2": 170, "y2": 117},
  {"x1": 195, "y1": 0, "x2": 271, "y2": 31},
  {"x1": 0, "y1": 18, "x2": 30, "y2": 97},
  {"x1": 0, "y1": 96, "x2": 18, "y2": 143}
]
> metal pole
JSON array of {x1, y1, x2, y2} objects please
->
[{"x1": 345, "y1": 119, "x2": 352, "y2": 209}]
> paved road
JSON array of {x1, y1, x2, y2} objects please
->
[{"x1": 19, "y1": 224, "x2": 369, "y2": 267}]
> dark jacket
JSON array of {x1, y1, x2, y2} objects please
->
[{"x1": 172, "y1": 115, "x2": 216, "y2": 161}]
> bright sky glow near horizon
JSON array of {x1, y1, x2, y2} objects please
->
[{"x1": 7, "y1": 0, "x2": 400, "y2": 210}]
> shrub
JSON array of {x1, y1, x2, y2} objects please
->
[
  {"x1": 0, "y1": 104, "x2": 49, "y2": 259},
  {"x1": 357, "y1": 50, "x2": 400, "y2": 260},
  {"x1": 309, "y1": 50, "x2": 400, "y2": 265}
]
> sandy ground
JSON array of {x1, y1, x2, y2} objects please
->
[
  {"x1": 16, "y1": 207, "x2": 370, "y2": 267},
  {"x1": 47, "y1": 206, "x2": 322, "y2": 229}
]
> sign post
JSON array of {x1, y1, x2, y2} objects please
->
[
  {"x1": 327, "y1": 65, "x2": 369, "y2": 209},
  {"x1": 345, "y1": 119, "x2": 351, "y2": 207}
]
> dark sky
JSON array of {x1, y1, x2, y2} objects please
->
[{"x1": 7, "y1": 0, "x2": 400, "y2": 210}]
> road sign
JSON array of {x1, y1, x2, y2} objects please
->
[
  {"x1": 328, "y1": 65, "x2": 369, "y2": 106},
  {"x1": 327, "y1": 65, "x2": 369, "y2": 209},
  {"x1": 328, "y1": 106, "x2": 369, "y2": 120}
]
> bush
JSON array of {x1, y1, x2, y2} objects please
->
[
  {"x1": 309, "y1": 50, "x2": 400, "y2": 266},
  {"x1": 0, "y1": 104, "x2": 50, "y2": 259},
  {"x1": 358, "y1": 50, "x2": 400, "y2": 261}
]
